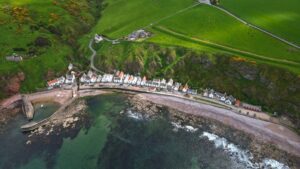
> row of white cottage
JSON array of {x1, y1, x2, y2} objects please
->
[
  {"x1": 80, "y1": 70, "x2": 197, "y2": 95},
  {"x1": 203, "y1": 89, "x2": 236, "y2": 105},
  {"x1": 47, "y1": 73, "x2": 76, "y2": 88}
]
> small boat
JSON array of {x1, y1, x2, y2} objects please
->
[{"x1": 41, "y1": 104, "x2": 44, "y2": 108}]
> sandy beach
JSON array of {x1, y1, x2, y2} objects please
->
[{"x1": 137, "y1": 93, "x2": 300, "y2": 157}]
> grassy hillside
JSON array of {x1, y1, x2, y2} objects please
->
[
  {"x1": 80, "y1": 0, "x2": 300, "y2": 74},
  {"x1": 220, "y1": 0, "x2": 300, "y2": 46},
  {"x1": 0, "y1": 0, "x2": 103, "y2": 98}
]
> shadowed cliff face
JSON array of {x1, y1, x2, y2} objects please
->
[
  {"x1": 95, "y1": 43, "x2": 300, "y2": 128},
  {"x1": 176, "y1": 54, "x2": 300, "y2": 127}
]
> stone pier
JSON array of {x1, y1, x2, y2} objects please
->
[{"x1": 22, "y1": 95, "x2": 34, "y2": 120}]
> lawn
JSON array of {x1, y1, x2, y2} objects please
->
[
  {"x1": 220, "y1": 0, "x2": 300, "y2": 46},
  {"x1": 82, "y1": 0, "x2": 300, "y2": 74}
]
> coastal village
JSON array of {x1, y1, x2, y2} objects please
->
[{"x1": 47, "y1": 63, "x2": 263, "y2": 114}]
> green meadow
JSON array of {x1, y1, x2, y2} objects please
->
[
  {"x1": 148, "y1": 4, "x2": 300, "y2": 73},
  {"x1": 220, "y1": 0, "x2": 300, "y2": 46},
  {"x1": 83, "y1": 0, "x2": 300, "y2": 74}
]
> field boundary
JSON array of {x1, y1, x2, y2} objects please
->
[
  {"x1": 152, "y1": 26, "x2": 300, "y2": 67},
  {"x1": 212, "y1": 5, "x2": 300, "y2": 50}
]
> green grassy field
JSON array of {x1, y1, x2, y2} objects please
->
[
  {"x1": 148, "y1": 4, "x2": 300, "y2": 73},
  {"x1": 78, "y1": 0, "x2": 196, "y2": 54},
  {"x1": 80, "y1": 0, "x2": 300, "y2": 74},
  {"x1": 220, "y1": 0, "x2": 300, "y2": 46}
]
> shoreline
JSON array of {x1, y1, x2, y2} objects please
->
[
  {"x1": 1, "y1": 89, "x2": 299, "y2": 157},
  {"x1": 134, "y1": 93, "x2": 300, "y2": 157}
]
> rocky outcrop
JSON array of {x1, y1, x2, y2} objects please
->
[
  {"x1": 128, "y1": 95, "x2": 300, "y2": 168},
  {"x1": 4, "y1": 72, "x2": 25, "y2": 95}
]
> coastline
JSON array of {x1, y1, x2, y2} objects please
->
[
  {"x1": 133, "y1": 93, "x2": 300, "y2": 158},
  {"x1": 1, "y1": 88, "x2": 299, "y2": 158}
]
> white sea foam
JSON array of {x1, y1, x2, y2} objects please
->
[
  {"x1": 262, "y1": 159, "x2": 290, "y2": 169},
  {"x1": 126, "y1": 110, "x2": 143, "y2": 120},
  {"x1": 171, "y1": 122, "x2": 198, "y2": 133},
  {"x1": 185, "y1": 125, "x2": 198, "y2": 132},
  {"x1": 200, "y1": 132, "x2": 289, "y2": 169}
]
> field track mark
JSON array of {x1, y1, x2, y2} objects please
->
[
  {"x1": 212, "y1": 5, "x2": 300, "y2": 50},
  {"x1": 153, "y1": 26, "x2": 300, "y2": 66},
  {"x1": 143, "y1": 2, "x2": 201, "y2": 29}
]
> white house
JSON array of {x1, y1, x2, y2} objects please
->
[
  {"x1": 107, "y1": 74, "x2": 113, "y2": 82},
  {"x1": 113, "y1": 76, "x2": 122, "y2": 83},
  {"x1": 65, "y1": 74, "x2": 75, "y2": 84},
  {"x1": 87, "y1": 70, "x2": 93, "y2": 78},
  {"x1": 136, "y1": 77, "x2": 142, "y2": 86},
  {"x1": 101, "y1": 74, "x2": 108, "y2": 82},
  {"x1": 80, "y1": 73, "x2": 88, "y2": 83},
  {"x1": 167, "y1": 79, "x2": 174, "y2": 86},
  {"x1": 215, "y1": 92, "x2": 226, "y2": 102},
  {"x1": 225, "y1": 95, "x2": 236, "y2": 105},
  {"x1": 152, "y1": 79, "x2": 160, "y2": 87},
  {"x1": 132, "y1": 76, "x2": 138, "y2": 85},
  {"x1": 203, "y1": 89, "x2": 209, "y2": 97},
  {"x1": 141, "y1": 76, "x2": 147, "y2": 86},
  {"x1": 128, "y1": 75, "x2": 134, "y2": 84},
  {"x1": 173, "y1": 82, "x2": 181, "y2": 91},
  {"x1": 96, "y1": 75, "x2": 102, "y2": 83},
  {"x1": 95, "y1": 34, "x2": 104, "y2": 43},
  {"x1": 182, "y1": 84, "x2": 188, "y2": 93},
  {"x1": 90, "y1": 74, "x2": 97, "y2": 83},
  {"x1": 57, "y1": 76, "x2": 65, "y2": 84},
  {"x1": 208, "y1": 92, "x2": 214, "y2": 98},
  {"x1": 123, "y1": 74, "x2": 130, "y2": 84},
  {"x1": 68, "y1": 63, "x2": 73, "y2": 71}
]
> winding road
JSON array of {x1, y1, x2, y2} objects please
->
[{"x1": 89, "y1": 38, "x2": 105, "y2": 74}]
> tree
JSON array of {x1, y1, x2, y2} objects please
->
[{"x1": 210, "y1": 0, "x2": 220, "y2": 5}]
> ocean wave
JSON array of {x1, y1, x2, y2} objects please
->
[
  {"x1": 262, "y1": 159, "x2": 290, "y2": 169},
  {"x1": 171, "y1": 122, "x2": 198, "y2": 133},
  {"x1": 200, "y1": 132, "x2": 289, "y2": 169},
  {"x1": 126, "y1": 109, "x2": 144, "y2": 120}
]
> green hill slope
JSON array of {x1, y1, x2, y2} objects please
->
[
  {"x1": 80, "y1": 0, "x2": 300, "y2": 73},
  {"x1": 0, "y1": 0, "x2": 103, "y2": 98},
  {"x1": 220, "y1": 0, "x2": 300, "y2": 46}
]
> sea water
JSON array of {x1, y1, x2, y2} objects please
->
[{"x1": 0, "y1": 94, "x2": 291, "y2": 169}]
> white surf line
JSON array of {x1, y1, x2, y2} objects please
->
[
  {"x1": 211, "y1": 5, "x2": 300, "y2": 50},
  {"x1": 200, "y1": 132, "x2": 290, "y2": 169}
]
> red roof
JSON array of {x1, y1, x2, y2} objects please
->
[
  {"x1": 47, "y1": 79, "x2": 59, "y2": 86},
  {"x1": 119, "y1": 71, "x2": 124, "y2": 78},
  {"x1": 235, "y1": 100, "x2": 241, "y2": 107}
]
